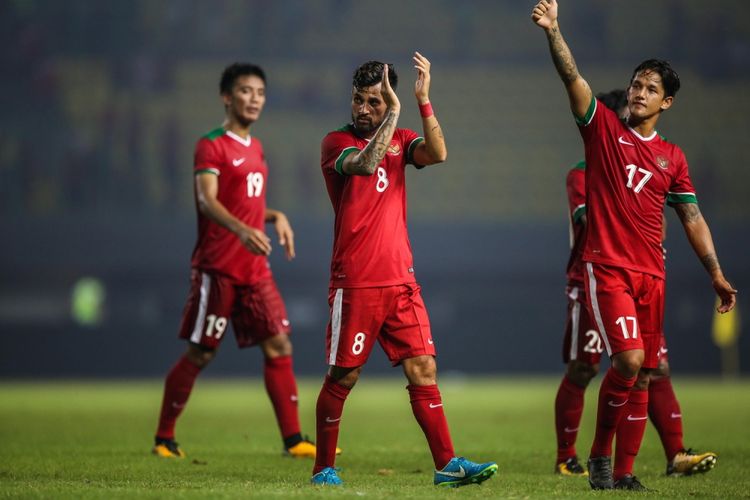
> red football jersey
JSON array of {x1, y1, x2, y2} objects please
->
[
  {"x1": 565, "y1": 161, "x2": 587, "y2": 286},
  {"x1": 190, "y1": 127, "x2": 271, "y2": 284},
  {"x1": 577, "y1": 98, "x2": 697, "y2": 278},
  {"x1": 321, "y1": 124, "x2": 425, "y2": 288}
]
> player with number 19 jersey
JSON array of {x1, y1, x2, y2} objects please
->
[
  {"x1": 577, "y1": 98, "x2": 697, "y2": 279},
  {"x1": 192, "y1": 127, "x2": 271, "y2": 285},
  {"x1": 321, "y1": 124, "x2": 424, "y2": 288}
]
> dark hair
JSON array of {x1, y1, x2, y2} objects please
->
[
  {"x1": 352, "y1": 61, "x2": 398, "y2": 91},
  {"x1": 220, "y1": 63, "x2": 266, "y2": 95},
  {"x1": 629, "y1": 59, "x2": 680, "y2": 98},
  {"x1": 596, "y1": 89, "x2": 627, "y2": 113}
]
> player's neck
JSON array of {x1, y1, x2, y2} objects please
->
[
  {"x1": 223, "y1": 119, "x2": 252, "y2": 140},
  {"x1": 626, "y1": 115, "x2": 659, "y2": 139}
]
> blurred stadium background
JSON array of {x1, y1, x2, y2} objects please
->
[{"x1": 1, "y1": 0, "x2": 748, "y2": 378}]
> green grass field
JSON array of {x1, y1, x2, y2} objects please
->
[{"x1": 1, "y1": 377, "x2": 748, "y2": 499}]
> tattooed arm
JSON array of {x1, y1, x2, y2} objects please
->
[
  {"x1": 531, "y1": 0, "x2": 592, "y2": 119},
  {"x1": 411, "y1": 51, "x2": 447, "y2": 166},
  {"x1": 674, "y1": 203, "x2": 737, "y2": 313}
]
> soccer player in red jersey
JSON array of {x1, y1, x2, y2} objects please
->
[
  {"x1": 152, "y1": 63, "x2": 319, "y2": 459},
  {"x1": 555, "y1": 91, "x2": 718, "y2": 479},
  {"x1": 310, "y1": 54, "x2": 497, "y2": 487},
  {"x1": 533, "y1": 0, "x2": 737, "y2": 490}
]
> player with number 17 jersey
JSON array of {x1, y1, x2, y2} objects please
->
[
  {"x1": 192, "y1": 128, "x2": 271, "y2": 284},
  {"x1": 577, "y1": 99, "x2": 696, "y2": 279},
  {"x1": 321, "y1": 124, "x2": 424, "y2": 288}
]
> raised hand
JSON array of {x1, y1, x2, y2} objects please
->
[
  {"x1": 531, "y1": 0, "x2": 558, "y2": 29},
  {"x1": 380, "y1": 63, "x2": 401, "y2": 113},
  {"x1": 413, "y1": 51, "x2": 431, "y2": 104}
]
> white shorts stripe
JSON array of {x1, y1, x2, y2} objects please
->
[
  {"x1": 328, "y1": 288, "x2": 343, "y2": 365},
  {"x1": 189, "y1": 273, "x2": 211, "y2": 344},
  {"x1": 586, "y1": 263, "x2": 612, "y2": 356},
  {"x1": 569, "y1": 287, "x2": 580, "y2": 361}
]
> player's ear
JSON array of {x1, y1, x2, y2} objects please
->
[
  {"x1": 660, "y1": 95, "x2": 673, "y2": 112},
  {"x1": 221, "y1": 92, "x2": 232, "y2": 107}
]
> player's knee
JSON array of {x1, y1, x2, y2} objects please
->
[
  {"x1": 403, "y1": 355, "x2": 437, "y2": 385},
  {"x1": 612, "y1": 350, "x2": 644, "y2": 378},
  {"x1": 567, "y1": 361, "x2": 599, "y2": 387},
  {"x1": 329, "y1": 365, "x2": 362, "y2": 389},
  {"x1": 652, "y1": 359, "x2": 670, "y2": 379},
  {"x1": 261, "y1": 334, "x2": 292, "y2": 358},
  {"x1": 186, "y1": 343, "x2": 216, "y2": 368},
  {"x1": 633, "y1": 369, "x2": 651, "y2": 390}
]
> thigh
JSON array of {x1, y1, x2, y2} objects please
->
[
  {"x1": 380, "y1": 283, "x2": 435, "y2": 366},
  {"x1": 326, "y1": 287, "x2": 388, "y2": 367},
  {"x1": 178, "y1": 269, "x2": 235, "y2": 349},
  {"x1": 232, "y1": 278, "x2": 291, "y2": 349},
  {"x1": 584, "y1": 263, "x2": 644, "y2": 358},
  {"x1": 635, "y1": 274, "x2": 665, "y2": 368},
  {"x1": 563, "y1": 286, "x2": 604, "y2": 364}
]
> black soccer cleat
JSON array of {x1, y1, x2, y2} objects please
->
[
  {"x1": 614, "y1": 474, "x2": 647, "y2": 491},
  {"x1": 587, "y1": 456, "x2": 614, "y2": 489}
]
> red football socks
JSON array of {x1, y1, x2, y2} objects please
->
[
  {"x1": 155, "y1": 355, "x2": 202, "y2": 440},
  {"x1": 554, "y1": 375, "x2": 586, "y2": 463},
  {"x1": 590, "y1": 367, "x2": 636, "y2": 458},
  {"x1": 648, "y1": 376, "x2": 684, "y2": 460},
  {"x1": 407, "y1": 384, "x2": 455, "y2": 470},
  {"x1": 614, "y1": 388, "x2": 649, "y2": 480},
  {"x1": 313, "y1": 375, "x2": 350, "y2": 474},
  {"x1": 263, "y1": 355, "x2": 301, "y2": 442}
]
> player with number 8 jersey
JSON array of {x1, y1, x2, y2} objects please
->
[{"x1": 312, "y1": 55, "x2": 497, "y2": 488}]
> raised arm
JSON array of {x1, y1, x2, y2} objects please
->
[
  {"x1": 411, "y1": 51, "x2": 447, "y2": 166},
  {"x1": 341, "y1": 66, "x2": 401, "y2": 176},
  {"x1": 195, "y1": 173, "x2": 272, "y2": 256},
  {"x1": 673, "y1": 203, "x2": 737, "y2": 313},
  {"x1": 531, "y1": 0, "x2": 592, "y2": 119}
]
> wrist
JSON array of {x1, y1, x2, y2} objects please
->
[
  {"x1": 418, "y1": 101, "x2": 434, "y2": 118},
  {"x1": 544, "y1": 20, "x2": 559, "y2": 34}
]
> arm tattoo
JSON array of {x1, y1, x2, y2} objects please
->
[
  {"x1": 348, "y1": 110, "x2": 399, "y2": 175},
  {"x1": 546, "y1": 26, "x2": 579, "y2": 85},
  {"x1": 701, "y1": 253, "x2": 720, "y2": 274},
  {"x1": 675, "y1": 203, "x2": 702, "y2": 224}
]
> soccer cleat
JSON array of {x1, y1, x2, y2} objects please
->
[
  {"x1": 310, "y1": 467, "x2": 343, "y2": 486},
  {"x1": 555, "y1": 456, "x2": 588, "y2": 476},
  {"x1": 614, "y1": 474, "x2": 647, "y2": 491},
  {"x1": 284, "y1": 436, "x2": 342, "y2": 459},
  {"x1": 587, "y1": 456, "x2": 614, "y2": 489},
  {"x1": 667, "y1": 449, "x2": 717, "y2": 476},
  {"x1": 434, "y1": 457, "x2": 498, "y2": 487},
  {"x1": 152, "y1": 438, "x2": 185, "y2": 458}
]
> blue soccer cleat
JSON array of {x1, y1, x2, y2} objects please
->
[
  {"x1": 434, "y1": 457, "x2": 498, "y2": 487},
  {"x1": 311, "y1": 467, "x2": 343, "y2": 486}
]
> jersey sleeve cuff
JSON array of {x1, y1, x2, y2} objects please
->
[
  {"x1": 407, "y1": 137, "x2": 425, "y2": 167},
  {"x1": 574, "y1": 97, "x2": 597, "y2": 127},
  {"x1": 572, "y1": 204, "x2": 586, "y2": 223},
  {"x1": 334, "y1": 147, "x2": 361, "y2": 175},
  {"x1": 666, "y1": 192, "x2": 697, "y2": 205},
  {"x1": 195, "y1": 168, "x2": 220, "y2": 176}
]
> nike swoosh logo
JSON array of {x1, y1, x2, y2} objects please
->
[
  {"x1": 437, "y1": 465, "x2": 466, "y2": 478},
  {"x1": 232, "y1": 158, "x2": 246, "y2": 166},
  {"x1": 608, "y1": 400, "x2": 627, "y2": 407},
  {"x1": 563, "y1": 427, "x2": 579, "y2": 433},
  {"x1": 659, "y1": 347, "x2": 668, "y2": 354},
  {"x1": 325, "y1": 416, "x2": 341, "y2": 423},
  {"x1": 171, "y1": 402, "x2": 186, "y2": 409},
  {"x1": 427, "y1": 339, "x2": 434, "y2": 345},
  {"x1": 429, "y1": 403, "x2": 443, "y2": 409},
  {"x1": 671, "y1": 412, "x2": 682, "y2": 419},
  {"x1": 627, "y1": 415, "x2": 648, "y2": 421},
  {"x1": 618, "y1": 136, "x2": 635, "y2": 146}
]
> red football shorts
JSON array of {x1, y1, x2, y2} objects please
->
[
  {"x1": 584, "y1": 262, "x2": 664, "y2": 369},
  {"x1": 562, "y1": 285, "x2": 604, "y2": 365},
  {"x1": 325, "y1": 283, "x2": 435, "y2": 367},
  {"x1": 178, "y1": 269, "x2": 291, "y2": 349}
]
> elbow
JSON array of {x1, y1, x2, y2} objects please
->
[{"x1": 196, "y1": 196, "x2": 211, "y2": 215}]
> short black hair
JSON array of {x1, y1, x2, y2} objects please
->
[
  {"x1": 352, "y1": 61, "x2": 397, "y2": 91},
  {"x1": 629, "y1": 59, "x2": 680, "y2": 98},
  {"x1": 220, "y1": 63, "x2": 266, "y2": 95},
  {"x1": 596, "y1": 89, "x2": 627, "y2": 113}
]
